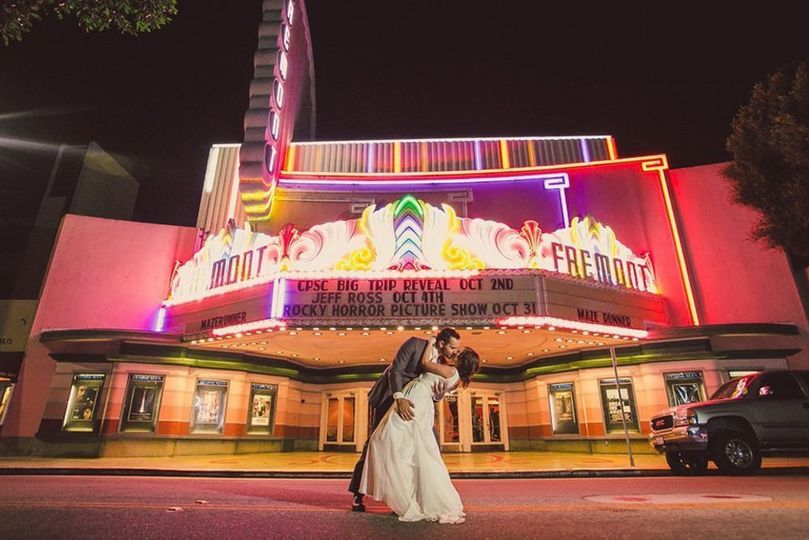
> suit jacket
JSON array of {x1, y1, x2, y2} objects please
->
[{"x1": 367, "y1": 337, "x2": 430, "y2": 409}]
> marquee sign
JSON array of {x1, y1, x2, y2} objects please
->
[{"x1": 166, "y1": 195, "x2": 657, "y2": 306}]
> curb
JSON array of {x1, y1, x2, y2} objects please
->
[{"x1": 1, "y1": 467, "x2": 807, "y2": 478}]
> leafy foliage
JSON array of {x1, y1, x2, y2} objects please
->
[
  {"x1": 724, "y1": 61, "x2": 809, "y2": 258},
  {"x1": 1, "y1": 0, "x2": 178, "y2": 45}
]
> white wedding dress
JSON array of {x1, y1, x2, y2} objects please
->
[{"x1": 359, "y1": 369, "x2": 465, "y2": 524}]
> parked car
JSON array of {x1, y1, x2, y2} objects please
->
[{"x1": 649, "y1": 370, "x2": 809, "y2": 475}]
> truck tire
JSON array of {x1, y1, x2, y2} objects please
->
[
  {"x1": 665, "y1": 451, "x2": 709, "y2": 475},
  {"x1": 711, "y1": 430, "x2": 762, "y2": 475}
]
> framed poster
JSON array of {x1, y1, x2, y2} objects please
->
[
  {"x1": 664, "y1": 372, "x2": 706, "y2": 406},
  {"x1": 0, "y1": 378, "x2": 14, "y2": 426},
  {"x1": 548, "y1": 382, "x2": 579, "y2": 435},
  {"x1": 190, "y1": 379, "x2": 229, "y2": 434},
  {"x1": 247, "y1": 383, "x2": 278, "y2": 434},
  {"x1": 63, "y1": 373, "x2": 105, "y2": 432},
  {"x1": 599, "y1": 378, "x2": 639, "y2": 433},
  {"x1": 120, "y1": 374, "x2": 165, "y2": 432}
]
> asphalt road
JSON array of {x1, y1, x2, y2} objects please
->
[{"x1": 2, "y1": 475, "x2": 809, "y2": 539}]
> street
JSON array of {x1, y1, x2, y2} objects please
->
[{"x1": 2, "y1": 475, "x2": 809, "y2": 538}]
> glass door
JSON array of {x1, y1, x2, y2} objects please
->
[
  {"x1": 320, "y1": 391, "x2": 359, "y2": 450},
  {"x1": 469, "y1": 392, "x2": 507, "y2": 449}
]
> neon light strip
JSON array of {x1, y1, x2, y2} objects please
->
[
  {"x1": 367, "y1": 144, "x2": 375, "y2": 173},
  {"x1": 607, "y1": 137, "x2": 618, "y2": 160},
  {"x1": 211, "y1": 318, "x2": 287, "y2": 336},
  {"x1": 271, "y1": 277, "x2": 287, "y2": 318},
  {"x1": 655, "y1": 169, "x2": 700, "y2": 325},
  {"x1": 285, "y1": 144, "x2": 296, "y2": 171},
  {"x1": 290, "y1": 135, "x2": 613, "y2": 145},
  {"x1": 543, "y1": 176, "x2": 571, "y2": 226},
  {"x1": 154, "y1": 307, "x2": 167, "y2": 332},
  {"x1": 499, "y1": 139, "x2": 510, "y2": 169},
  {"x1": 280, "y1": 153, "x2": 666, "y2": 178},
  {"x1": 279, "y1": 172, "x2": 570, "y2": 186},
  {"x1": 163, "y1": 269, "x2": 482, "y2": 307},
  {"x1": 579, "y1": 139, "x2": 591, "y2": 162},
  {"x1": 498, "y1": 316, "x2": 648, "y2": 339},
  {"x1": 393, "y1": 142, "x2": 401, "y2": 173},
  {"x1": 474, "y1": 140, "x2": 483, "y2": 170}
]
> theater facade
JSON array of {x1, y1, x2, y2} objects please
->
[{"x1": 1, "y1": 0, "x2": 807, "y2": 457}]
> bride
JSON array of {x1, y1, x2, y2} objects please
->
[{"x1": 360, "y1": 337, "x2": 481, "y2": 523}]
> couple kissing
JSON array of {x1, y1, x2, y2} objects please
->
[{"x1": 348, "y1": 327, "x2": 481, "y2": 523}]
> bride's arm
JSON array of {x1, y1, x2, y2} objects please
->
[{"x1": 421, "y1": 337, "x2": 456, "y2": 379}]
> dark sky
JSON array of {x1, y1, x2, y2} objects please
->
[{"x1": 2, "y1": 1, "x2": 808, "y2": 227}]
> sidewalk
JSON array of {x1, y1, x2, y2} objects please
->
[{"x1": 2, "y1": 451, "x2": 809, "y2": 478}]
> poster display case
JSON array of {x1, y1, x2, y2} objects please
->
[
  {"x1": 247, "y1": 383, "x2": 278, "y2": 434},
  {"x1": 120, "y1": 374, "x2": 165, "y2": 432},
  {"x1": 664, "y1": 371, "x2": 706, "y2": 406},
  {"x1": 190, "y1": 379, "x2": 229, "y2": 434},
  {"x1": 63, "y1": 373, "x2": 105, "y2": 432},
  {"x1": 0, "y1": 378, "x2": 14, "y2": 426},
  {"x1": 599, "y1": 377, "x2": 639, "y2": 433},
  {"x1": 548, "y1": 382, "x2": 579, "y2": 434}
]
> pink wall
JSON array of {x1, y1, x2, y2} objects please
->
[
  {"x1": 1, "y1": 214, "x2": 197, "y2": 438},
  {"x1": 669, "y1": 163, "x2": 808, "y2": 328}
]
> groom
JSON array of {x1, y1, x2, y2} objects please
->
[{"x1": 348, "y1": 327, "x2": 462, "y2": 512}]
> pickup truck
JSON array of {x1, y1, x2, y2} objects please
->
[{"x1": 649, "y1": 370, "x2": 809, "y2": 475}]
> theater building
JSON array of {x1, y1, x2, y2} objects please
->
[{"x1": 1, "y1": 0, "x2": 807, "y2": 457}]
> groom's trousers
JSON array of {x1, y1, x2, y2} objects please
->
[{"x1": 348, "y1": 395, "x2": 393, "y2": 495}]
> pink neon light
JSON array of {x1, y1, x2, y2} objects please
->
[
  {"x1": 211, "y1": 318, "x2": 287, "y2": 336},
  {"x1": 498, "y1": 316, "x2": 648, "y2": 339},
  {"x1": 278, "y1": 172, "x2": 569, "y2": 186}
]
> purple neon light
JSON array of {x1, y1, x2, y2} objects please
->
[
  {"x1": 580, "y1": 139, "x2": 591, "y2": 162},
  {"x1": 474, "y1": 140, "x2": 483, "y2": 170},
  {"x1": 367, "y1": 144, "x2": 375, "y2": 173}
]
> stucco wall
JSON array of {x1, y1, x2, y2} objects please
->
[{"x1": 1, "y1": 214, "x2": 197, "y2": 439}]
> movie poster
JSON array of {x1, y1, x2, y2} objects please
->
[
  {"x1": 248, "y1": 383, "x2": 277, "y2": 433},
  {"x1": 191, "y1": 379, "x2": 229, "y2": 433}
]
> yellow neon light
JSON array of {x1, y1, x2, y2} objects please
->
[
  {"x1": 393, "y1": 142, "x2": 401, "y2": 173},
  {"x1": 527, "y1": 141, "x2": 537, "y2": 167},
  {"x1": 499, "y1": 139, "x2": 510, "y2": 169},
  {"x1": 285, "y1": 144, "x2": 296, "y2": 171},
  {"x1": 656, "y1": 169, "x2": 700, "y2": 325},
  {"x1": 420, "y1": 142, "x2": 427, "y2": 172},
  {"x1": 607, "y1": 137, "x2": 618, "y2": 160}
]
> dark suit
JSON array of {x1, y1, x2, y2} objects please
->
[{"x1": 348, "y1": 337, "x2": 430, "y2": 495}]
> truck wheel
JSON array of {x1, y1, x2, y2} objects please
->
[
  {"x1": 665, "y1": 451, "x2": 709, "y2": 475},
  {"x1": 711, "y1": 430, "x2": 762, "y2": 475}
]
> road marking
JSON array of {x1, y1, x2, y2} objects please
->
[{"x1": 585, "y1": 494, "x2": 773, "y2": 504}]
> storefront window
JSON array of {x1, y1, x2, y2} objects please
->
[
  {"x1": 323, "y1": 395, "x2": 356, "y2": 445},
  {"x1": 664, "y1": 372, "x2": 706, "y2": 406},
  {"x1": 488, "y1": 396, "x2": 501, "y2": 442},
  {"x1": 471, "y1": 395, "x2": 485, "y2": 443},
  {"x1": 63, "y1": 373, "x2": 105, "y2": 432},
  {"x1": 190, "y1": 379, "x2": 229, "y2": 434},
  {"x1": 0, "y1": 378, "x2": 14, "y2": 426},
  {"x1": 247, "y1": 383, "x2": 278, "y2": 434},
  {"x1": 342, "y1": 397, "x2": 355, "y2": 443},
  {"x1": 440, "y1": 394, "x2": 460, "y2": 444},
  {"x1": 326, "y1": 397, "x2": 339, "y2": 442},
  {"x1": 548, "y1": 382, "x2": 579, "y2": 434},
  {"x1": 599, "y1": 378, "x2": 639, "y2": 433},
  {"x1": 120, "y1": 374, "x2": 164, "y2": 432}
]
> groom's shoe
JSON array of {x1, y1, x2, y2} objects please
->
[{"x1": 351, "y1": 493, "x2": 366, "y2": 512}]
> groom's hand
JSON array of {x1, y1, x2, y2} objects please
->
[{"x1": 395, "y1": 398, "x2": 415, "y2": 421}]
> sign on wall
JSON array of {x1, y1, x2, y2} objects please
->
[{"x1": 0, "y1": 300, "x2": 37, "y2": 352}]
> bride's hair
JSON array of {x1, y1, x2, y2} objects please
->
[{"x1": 456, "y1": 348, "x2": 481, "y2": 388}]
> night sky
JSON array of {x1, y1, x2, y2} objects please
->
[{"x1": 2, "y1": 1, "x2": 808, "y2": 227}]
